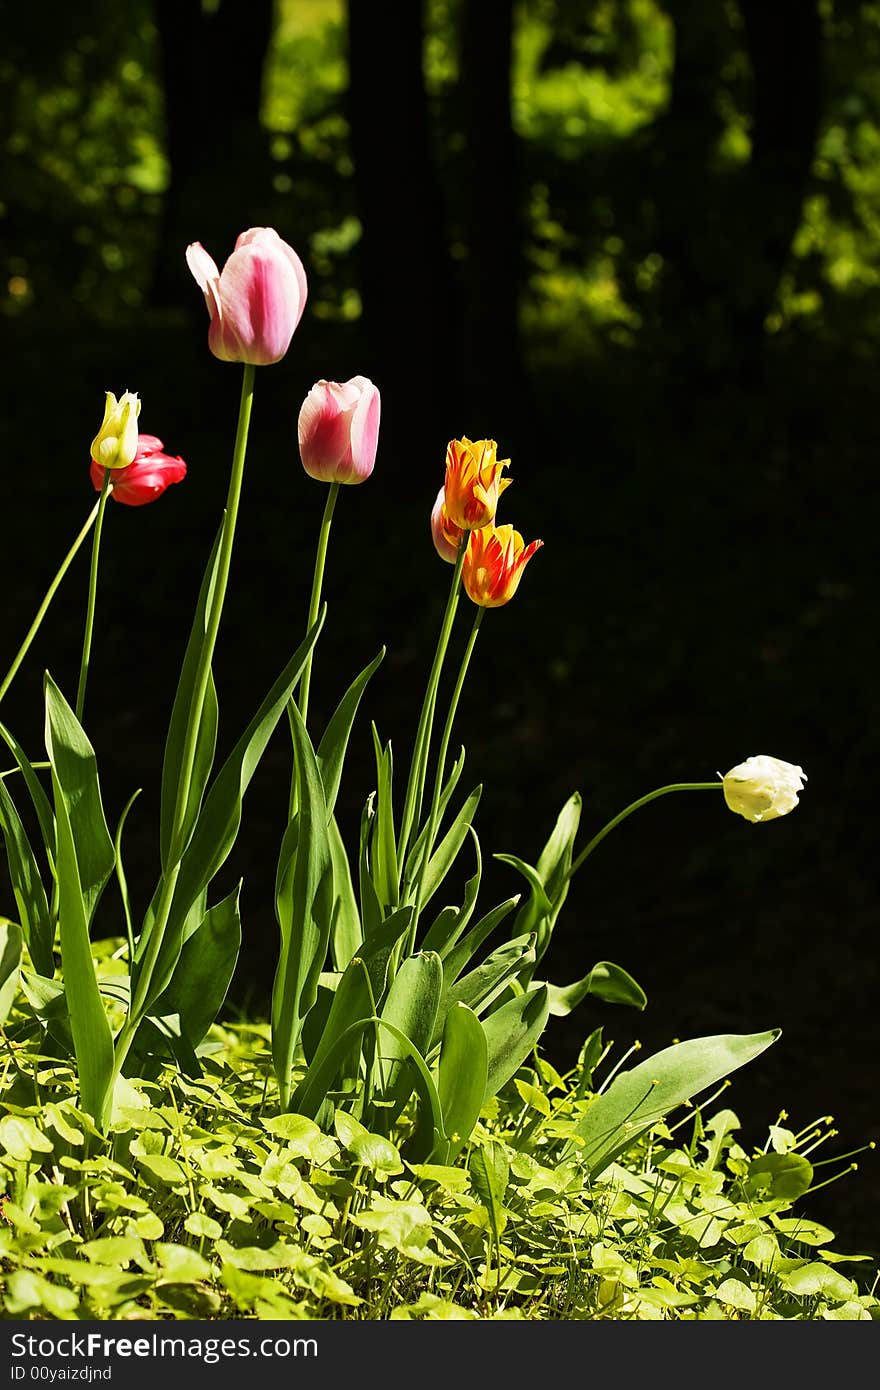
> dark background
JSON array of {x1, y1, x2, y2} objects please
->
[{"x1": 1, "y1": 1, "x2": 878, "y2": 1258}]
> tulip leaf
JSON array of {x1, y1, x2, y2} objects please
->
[
  {"x1": 437, "y1": 1002, "x2": 488, "y2": 1162},
  {"x1": 50, "y1": 760, "x2": 114, "y2": 1128},
  {"x1": 468, "y1": 1140, "x2": 509, "y2": 1241},
  {"x1": 153, "y1": 882, "x2": 242, "y2": 1049},
  {"x1": 498, "y1": 791, "x2": 582, "y2": 977},
  {"x1": 372, "y1": 951, "x2": 442, "y2": 1119},
  {"x1": 0, "y1": 778, "x2": 53, "y2": 976},
  {"x1": 481, "y1": 984, "x2": 550, "y2": 1103},
  {"x1": 434, "y1": 934, "x2": 537, "y2": 1047},
  {"x1": 369, "y1": 725, "x2": 399, "y2": 914},
  {"x1": 328, "y1": 813, "x2": 362, "y2": 971},
  {"x1": 44, "y1": 674, "x2": 115, "y2": 929},
  {"x1": 403, "y1": 745, "x2": 466, "y2": 886},
  {"x1": 418, "y1": 785, "x2": 482, "y2": 910},
  {"x1": 289, "y1": 956, "x2": 373, "y2": 1118},
  {"x1": 421, "y1": 828, "x2": 482, "y2": 957},
  {"x1": 567, "y1": 1029, "x2": 782, "y2": 1177},
  {"x1": 272, "y1": 695, "x2": 334, "y2": 1110},
  {"x1": 159, "y1": 526, "x2": 222, "y2": 871},
  {"x1": 0, "y1": 920, "x2": 23, "y2": 1024},
  {"x1": 437, "y1": 895, "x2": 521, "y2": 980},
  {"x1": 317, "y1": 648, "x2": 385, "y2": 819},
  {"x1": 358, "y1": 794, "x2": 383, "y2": 940},
  {"x1": 0, "y1": 720, "x2": 55, "y2": 871},
  {"x1": 546, "y1": 960, "x2": 647, "y2": 1016},
  {"x1": 137, "y1": 609, "x2": 326, "y2": 1012}
]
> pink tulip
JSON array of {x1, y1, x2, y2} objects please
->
[
  {"x1": 90, "y1": 433, "x2": 187, "y2": 507},
  {"x1": 185, "y1": 227, "x2": 307, "y2": 366},
  {"x1": 298, "y1": 376, "x2": 381, "y2": 484},
  {"x1": 430, "y1": 487, "x2": 465, "y2": 563}
]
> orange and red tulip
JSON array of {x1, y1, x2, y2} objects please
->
[
  {"x1": 443, "y1": 437, "x2": 511, "y2": 531},
  {"x1": 462, "y1": 523, "x2": 543, "y2": 608}
]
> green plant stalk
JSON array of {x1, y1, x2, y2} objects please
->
[
  {"x1": 111, "y1": 363, "x2": 256, "y2": 1086},
  {"x1": 287, "y1": 480, "x2": 339, "y2": 819},
  {"x1": 567, "y1": 782, "x2": 724, "y2": 879},
  {"x1": 409, "y1": 605, "x2": 484, "y2": 945},
  {"x1": 397, "y1": 538, "x2": 467, "y2": 879},
  {"x1": 75, "y1": 466, "x2": 112, "y2": 723},
  {"x1": 0, "y1": 496, "x2": 103, "y2": 708}
]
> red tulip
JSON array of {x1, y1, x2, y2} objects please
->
[
  {"x1": 186, "y1": 227, "x2": 307, "y2": 366},
  {"x1": 298, "y1": 376, "x2": 381, "y2": 484},
  {"x1": 90, "y1": 433, "x2": 187, "y2": 507}
]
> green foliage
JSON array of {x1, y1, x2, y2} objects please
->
[{"x1": 0, "y1": 1013, "x2": 875, "y2": 1321}]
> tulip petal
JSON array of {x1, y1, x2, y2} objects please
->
[
  {"x1": 348, "y1": 378, "x2": 380, "y2": 483},
  {"x1": 211, "y1": 242, "x2": 302, "y2": 365},
  {"x1": 185, "y1": 242, "x2": 222, "y2": 321}
]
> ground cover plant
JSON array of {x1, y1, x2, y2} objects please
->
[{"x1": 1, "y1": 225, "x2": 877, "y2": 1320}]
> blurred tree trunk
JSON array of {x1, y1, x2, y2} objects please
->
[
  {"x1": 458, "y1": 0, "x2": 524, "y2": 429},
  {"x1": 346, "y1": 0, "x2": 460, "y2": 462},
  {"x1": 649, "y1": 0, "x2": 821, "y2": 380},
  {"x1": 152, "y1": 0, "x2": 275, "y2": 306}
]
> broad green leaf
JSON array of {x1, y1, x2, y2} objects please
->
[
  {"x1": 0, "y1": 779, "x2": 53, "y2": 974},
  {"x1": 481, "y1": 984, "x2": 550, "y2": 1102},
  {"x1": 0, "y1": 919, "x2": 22, "y2": 1023},
  {"x1": 420, "y1": 828, "x2": 483, "y2": 957},
  {"x1": 328, "y1": 813, "x2": 362, "y2": 971},
  {"x1": 317, "y1": 648, "x2": 384, "y2": 817},
  {"x1": 546, "y1": 960, "x2": 647, "y2": 1016},
  {"x1": 153, "y1": 883, "x2": 241, "y2": 1048},
  {"x1": 44, "y1": 674, "x2": 115, "y2": 927},
  {"x1": 437, "y1": 1002, "x2": 487, "y2": 1161},
  {"x1": 272, "y1": 694, "x2": 333, "y2": 1110},
  {"x1": 567, "y1": 1029, "x2": 781, "y2": 1176},
  {"x1": 288, "y1": 957, "x2": 372, "y2": 1118},
  {"x1": 372, "y1": 951, "x2": 442, "y2": 1117},
  {"x1": 468, "y1": 1140, "x2": 509, "y2": 1246},
  {"x1": 0, "y1": 720, "x2": 55, "y2": 868},
  {"x1": 159, "y1": 525, "x2": 222, "y2": 871},
  {"x1": 779, "y1": 1262, "x2": 856, "y2": 1300},
  {"x1": 50, "y1": 761, "x2": 114, "y2": 1127},
  {"x1": 434, "y1": 934, "x2": 536, "y2": 1047},
  {"x1": 334, "y1": 1110, "x2": 403, "y2": 1179},
  {"x1": 745, "y1": 1152, "x2": 814, "y2": 1203},
  {"x1": 138, "y1": 610, "x2": 325, "y2": 1010},
  {"x1": 418, "y1": 785, "x2": 482, "y2": 909}
]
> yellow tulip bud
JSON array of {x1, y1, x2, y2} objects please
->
[
  {"x1": 722, "y1": 755, "x2": 806, "y2": 823},
  {"x1": 90, "y1": 390, "x2": 141, "y2": 471}
]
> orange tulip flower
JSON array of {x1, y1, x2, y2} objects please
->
[
  {"x1": 443, "y1": 437, "x2": 512, "y2": 530},
  {"x1": 462, "y1": 523, "x2": 543, "y2": 608}
]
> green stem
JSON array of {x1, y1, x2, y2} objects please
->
[
  {"x1": 567, "y1": 782, "x2": 724, "y2": 879},
  {"x1": 397, "y1": 540, "x2": 466, "y2": 879},
  {"x1": 112, "y1": 363, "x2": 256, "y2": 1087},
  {"x1": 410, "y1": 606, "x2": 484, "y2": 940},
  {"x1": 0, "y1": 497, "x2": 102, "y2": 708},
  {"x1": 75, "y1": 467, "x2": 112, "y2": 723},
  {"x1": 298, "y1": 481, "x2": 339, "y2": 728}
]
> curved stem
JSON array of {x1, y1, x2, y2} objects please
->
[
  {"x1": 113, "y1": 363, "x2": 256, "y2": 1084},
  {"x1": 75, "y1": 467, "x2": 112, "y2": 722},
  {"x1": 410, "y1": 605, "x2": 484, "y2": 942},
  {"x1": 0, "y1": 497, "x2": 102, "y2": 708},
  {"x1": 567, "y1": 782, "x2": 724, "y2": 880},
  {"x1": 397, "y1": 539, "x2": 466, "y2": 878}
]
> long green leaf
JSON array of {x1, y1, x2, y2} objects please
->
[
  {"x1": 159, "y1": 526, "x2": 222, "y2": 871},
  {"x1": 0, "y1": 779, "x2": 53, "y2": 975},
  {"x1": 154, "y1": 883, "x2": 242, "y2": 1048},
  {"x1": 420, "y1": 827, "x2": 482, "y2": 957},
  {"x1": 403, "y1": 745, "x2": 466, "y2": 885},
  {"x1": 0, "y1": 720, "x2": 55, "y2": 869},
  {"x1": 0, "y1": 919, "x2": 22, "y2": 1024},
  {"x1": 372, "y1": 951, "x2": 442, "y2": 1118},
  {"x1": 546, "y1": 960, "x2": 647, "y2": 1016},
  {"x1": 317, "y1": 648, "x2": 384, "y2": 818},
  {"x1": 481, "y1": 984, "x2": 550, "y2": 1103},
  {"x1": 137, "y1": 610, "x2": 326, "y2": 1008},
  {"x1": 50, "y1": 764, "x2": 114, "y2": 1127},
  {"x1": 289, "y1": 956, "x2": 373, "y2": 1118},
  {"x1": 433, "y1": 934, "x2": 536, "y2": 1047},
  {"x1": 437, "y1": 895, "x2": 521, "y2": 980},
  {"x1": 437, "y1": 1002, "x2": 487, "y2": 1162},
  {"x1": 44, "y1": 675, "x2": 115, "y2": 928},
  {"x1": 328, "y1": 813, "x2": 362, "y2": 971},
  {"x1": 567, "y1": 1029, "x2": 781, "y2": 1176},
  {"x1": 501, "y1": 792, "x2": 582, "y2": 976},
  {"x1": 418, "y1": 785, "x2": 482, "y2": 909},
  {"x1": 369, "y1": 725, "x2": 399, "y2": 913},
  {"x1": 272, "y1": 696, "x2": 333, "y2": 1109}
]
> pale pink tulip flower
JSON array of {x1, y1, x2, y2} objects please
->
[
  {"x1": 185, "y1": 227, "x2": 307, "y2": 366},
  {"x1": 298, "y1": 376, "x2": 381, "y2": 485}
]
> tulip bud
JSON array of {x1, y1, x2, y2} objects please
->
[
  {"x1": 298, "y1": 375, "x2": 381, "y2": 484},
  {"x1": 186, "y1": 227, "x2": 307, "y2": 366},
  {"x1": 444, "y1": 437, "x2": 512, "y2": 531},
  {"x1": 430, "y1": 487, "x2": 465, "y2": 563},
  {"x1": 722, "y1": 755, "x2": 807, "y2": 823},
  {"x1": 90, "y1": 391, "x2": 141, "y2": 471}
]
